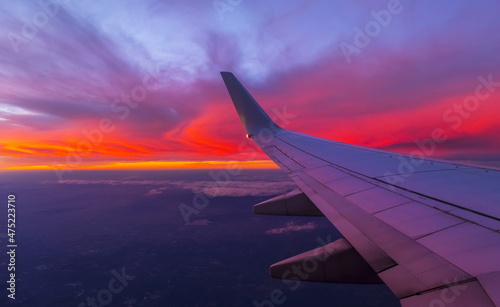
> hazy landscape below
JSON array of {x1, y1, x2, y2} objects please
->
[{"x1": 0, "y1": 169, "x2": 399, "y2": 306}]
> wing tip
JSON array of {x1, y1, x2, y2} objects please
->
[{"x1": 220, "y1": 72, "x2": 282, "y2": 135}]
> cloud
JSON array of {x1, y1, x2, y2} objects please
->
[
  {"x1": 196, "y1": 181, "x2": 296, "y2": 197},
  {"x1": 145, "y1": 188, "x2": 166, "y2": 196},
  {"x1": 51, "y1": 178, "x2": 297, "y2": 197},
  {"x1": 266, "y1": 222, "x2": 318, "y2": 235}
]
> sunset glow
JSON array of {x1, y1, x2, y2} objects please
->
[
  {"x1": 1, "y1": 0, "x2": 500, "y2": 170},
  {"x1": 6, "y1": 160, "x2": 278, "y2": 171}
]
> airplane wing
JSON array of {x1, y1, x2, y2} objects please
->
[{"x1": 220, "y1": 72, "x2": 500, "y2": 306}]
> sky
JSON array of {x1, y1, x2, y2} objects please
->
[{"x1": 1, "y1": 0, "x2": 500, "y2": 170}]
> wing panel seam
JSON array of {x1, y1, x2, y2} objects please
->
[{"x1": 275, "y1": 135, "x2": 500, "y2": 224}]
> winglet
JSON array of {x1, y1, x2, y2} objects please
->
[{"x1": 220, "y1": 72, "x2": 281, "y2": 136}]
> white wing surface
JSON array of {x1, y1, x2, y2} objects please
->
[{"x1": 221, "y1": 72, "x2": 500, "y2": 306}]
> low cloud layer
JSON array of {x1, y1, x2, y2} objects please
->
[
  {"x1": 54, "y1": 178, "x2": 297, "y2": 197},
  {"x1": 266, "y1": 222, "x2": 318, "y2": 235}
]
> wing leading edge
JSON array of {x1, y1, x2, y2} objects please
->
[{"x1": 220, "y1": 72, "x2": 500, "y2": 306}]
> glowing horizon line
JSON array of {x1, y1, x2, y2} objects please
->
[{"x1": 4, "y1": 160, "x2": 279, "y2": 171}]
